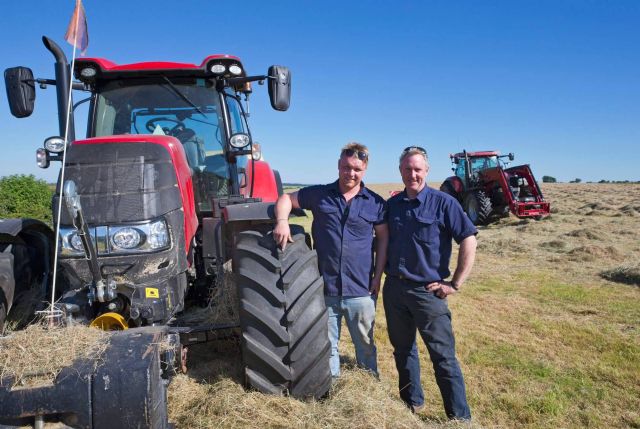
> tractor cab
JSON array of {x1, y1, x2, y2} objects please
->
[{"x1": 451, "y1": 150, "x2": 508, "y2": 186}]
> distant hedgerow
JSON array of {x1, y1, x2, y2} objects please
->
[{"x1": 0, "y1": 174, "x2": 53, "y2": 223}]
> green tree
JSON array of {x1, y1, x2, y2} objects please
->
[
  {"x1": 0, "y1": 174, "x2": 53, "y2": 223},
  {"x1": 542, "y1": 175, "x2": 557, "y2": 183}
]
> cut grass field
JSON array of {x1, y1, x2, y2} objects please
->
[
  {"x1": 170, "y1": 183, "x2": 639, "y2": 428},
  {"x1": 1, "y1": 183, "x2": 638, "y2": 428}
]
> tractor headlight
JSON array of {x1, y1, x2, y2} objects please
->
[
  {"x1": 148, "y1": 220, "x2": 169, "y2": 249},
  {"x1": 44, "y1": 136, "x2": 66, "y2": 153},
  {"x1": 70, "y1": 233, "x2": 85, "y2": 252},
  {"x1": 210, "y1": 64, "x2": 226, "y2": 74},
  {"x1": 59, "y1": 218, "x2": 171, "y2": 257},
  {"x1": 36, "y1": 148, "x2": 49, "y2": 168},
  {"x1": 229, "y1": 133, "x2": 250, "y2": 149},
  {"x1": 111, "y1": 227, "x2": 142, "y2": 250}
]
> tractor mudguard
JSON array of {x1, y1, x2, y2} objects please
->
[
  {"x1": 223, "y1": 201, "x2": 275, "y2": 223},
  {"x1": 0, "y1": 219, "x2": 54, "y2": 330},
  {"x1": 0, "y1": 327, "x2": 174, "y2": 428}
]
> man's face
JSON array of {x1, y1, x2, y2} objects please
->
[
  {"x1": 400, "y1": 154, "x2": 429, "y2": 195},
  {"x1": 338, "y1": 155, "x2": 367, "y2": 191}
]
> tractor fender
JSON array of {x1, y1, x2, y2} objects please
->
[
  {"x1": 0, "y1": 219, "x2": 54, "y2": 324},
  {"x1": 244, "y1": 160, "x2": 279, "y2": 203},
  {"x1": 223, "y1": 202, "x2": 275, "y2": 223},
  {"x1": 441, "y1": 176, "x2": 464, "y2": 197}
]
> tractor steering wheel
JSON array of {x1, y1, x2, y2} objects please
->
[{"x1": 145, "y1": 117, "x2": 187, "y2": 136}]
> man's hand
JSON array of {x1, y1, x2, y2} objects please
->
[
  {"x1": 369, "y1": 276, "x2": 382, "y2": 296},
  {"x1": 273, "y1": 219, "x2": 294, "y2": 250},
  {"x1": 426, "y1": 281, "x2": 457, "y2": 299}
]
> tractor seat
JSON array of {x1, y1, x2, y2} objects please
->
[{"x1": 174, "y1": 128, "x2": 205, "y2": 170}]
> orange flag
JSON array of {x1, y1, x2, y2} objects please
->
[{"x1": 64, "y1": 0, "x2": 89, "y2": 55}]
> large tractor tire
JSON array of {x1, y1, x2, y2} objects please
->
[
  {"x1": 233, "y1": 225, "x2": 331, "y2": 399},
  {"x1": 463, "y1": 190, "x2": 493, "y2": 225}
]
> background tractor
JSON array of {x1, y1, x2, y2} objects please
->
[
  {"x1": 440, "y1": 150, "x2": 550, "y2": 225},
  {"x1": 0, "y1": 36, "x2": 331, "y2": 427}
]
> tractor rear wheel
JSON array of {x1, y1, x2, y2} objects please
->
[
  {"x1": 233, "y1": 225, "x2": 331, "y2": 399},
  {"x1": 463, "y1": 190, "x2": 492, "y2": 225}
]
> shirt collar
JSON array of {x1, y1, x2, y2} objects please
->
[
  {"x1": 402, "y1": 185, "x2": 430, "y2": 203},
  {"x1": 330, "y1": 180, "x2": 369, "y2": 199}
]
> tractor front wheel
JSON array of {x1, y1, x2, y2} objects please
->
[
  {"x1": 233, "y1": 225, "x2": 331, "y2": 399},
  {"x1": 463, "y1": 190, "x2": 492, "y2": 225}
]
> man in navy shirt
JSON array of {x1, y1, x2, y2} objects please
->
[
  {"x1": 384, "y1": 146, "x2": 477, "y2": 419},
  {"x1": 273, "y1": 142, "x2": 388, "y2": 377}
]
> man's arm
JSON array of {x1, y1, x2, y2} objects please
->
[
  {"x1": 427, "y1": 234, "x2": 477, "y2": 298},
  {"x1": 370, "y1": 223, "x2": 389, "y2": 296},
  {"x1": 273, "y1": 191, "x2": 301, "y2": 250}
]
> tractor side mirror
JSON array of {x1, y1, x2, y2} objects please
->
[
  {"x1": 268, "y1": 66, "x2": 290, "y2": 111},
  {"x1": 508, "y1": 153, "x2": 515, "y2": 161},
  {"x1": 4, "y1": 67, "x2": 36, "y2": 118}
]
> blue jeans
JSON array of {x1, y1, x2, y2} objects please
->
[
  {"x1": 325, "y1": 295, "x2": 378, "y2": 377},
  {"x1": 383, "y1": 276, "x2": 471, "y2": 420}
]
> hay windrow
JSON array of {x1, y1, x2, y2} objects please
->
[
  {"x1": 0, "y1": 324, "x2": 109, "y2": 388},
  {"x1": 600, "y1": 262, "x2": 640, "y2": 286},
  {"x1": 168, "y1": 369, "x2": 456, "y2": 429}
]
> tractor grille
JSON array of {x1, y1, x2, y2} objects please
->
[{"x1": 53, "y1": 142, "x2": 182, "y2": 225}]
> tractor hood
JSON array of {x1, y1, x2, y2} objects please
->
[{"x1": 53, "y1": 135, "x2": 197, "y2": 247}]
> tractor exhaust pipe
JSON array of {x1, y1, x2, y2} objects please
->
[{"x1": 42, "y1": 36, "x2": 75, "y2": 142}]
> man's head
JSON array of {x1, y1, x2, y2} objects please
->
[
  {"x1": 338, "y1": 142, "x2": 368, "y2": 192},
  {"x1": 399, "y1": 146, "x2": 429, "y2": 198}
]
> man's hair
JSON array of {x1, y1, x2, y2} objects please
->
[
  {"x1": 399, "y1": 146, "x2": 429, "y2": 167},
  {"x1": 340, "y1": 142, "x2": 369, "y2": 164}
]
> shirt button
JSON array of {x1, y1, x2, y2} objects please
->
[{"x1": 406, "y1": 210, "x2": 411, "y2": 216}]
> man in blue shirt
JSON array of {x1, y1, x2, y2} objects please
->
[
  {"x1": 273, "y1": 143, "x2": 388, "y2": 377},
  {"x1": 384, "y1": 146, "x2": 477, "y2": 420}
]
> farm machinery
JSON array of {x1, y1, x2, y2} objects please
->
[
  {"x1": 0, "y1": 36, "x2": 331, "y2": 427},
  {"x1": 440, "y1": 150, "x2": 550, "y2": 225}
]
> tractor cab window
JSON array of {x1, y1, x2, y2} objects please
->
[
  {"x1": 455, "y1": 160, "x2": 466, "y2": 180},
  {"x1": 93, "y1": 79, "x2": 231, "y2": 211},
  {"x1": 469, "y1": 156, "x2": 498, "y2": 174}
]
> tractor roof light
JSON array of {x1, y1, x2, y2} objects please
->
[
  {"x1": 229, "y1": 64, "x2": 242, "y2": 75},
  {"x1": 229, "y1": 133, "x2": 250, "y2": 149},
  {"x1": 44, "y1": 136, "x2": 66, "y2": 153},
  {"x1": 210, "y1": 64, "x2": 226, "y2": 74},
  {"x1": 36, "y1": 148, "x2": 49, "y2": 168}
]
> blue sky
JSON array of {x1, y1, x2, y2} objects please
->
[{"x1": 1, "y1": 0, "x2": 638, "y2": 184}]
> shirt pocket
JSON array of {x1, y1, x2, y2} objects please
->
[
  {"x1": 349, "y1": 211, "x2": 376, "y2": 237},
  {"x1": 413, "y1": 215, "x2": 439, "y2": 243}
]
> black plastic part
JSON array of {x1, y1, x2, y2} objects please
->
[
  {"x1": 0, "y1": 327, "x2": 172, "y2": 429},
  {"x1": 223, "y1": 201, "x2": 275, "y2": 223},
  {"x1": 267, "y1": 66, "x2": 291, "y2": 111},
  {"x1": 4, "y1": 67, "x2": 35, "y2": 118},
  {"x1": 233, "y1": 226, "x2": 332, "y2": 399}
]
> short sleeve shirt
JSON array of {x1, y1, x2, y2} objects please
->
[
  {"x1": 386, "y1": 186, "x2": 477, "y2": 283},
  {"x1": 297, "y1": 181, "x2": 387, "y2": 297}
]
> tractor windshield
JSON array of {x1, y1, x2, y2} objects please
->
[
  {"x1": 455, "y1": 155, "x2": 499, "y2": 180},
  {"x1": 93, "y1": 79, "x2": 249, "y2": 211}
]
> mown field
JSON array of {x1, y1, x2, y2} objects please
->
[
  {"x1": 2, "y1": 183, "x2": 638, "y2": 428},
  {"x1": 164, "y1": 183, "x2": 640, "y2": 428}
]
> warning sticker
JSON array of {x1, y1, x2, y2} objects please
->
[{"x1": 145, "y1": 288, "x2": 160, "y2": 298}]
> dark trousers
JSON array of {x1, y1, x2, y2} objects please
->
[{"x1": 383, "y1": 276, "x2": 471, "y2": 420}]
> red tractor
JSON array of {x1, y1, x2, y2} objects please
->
[
  {"x1": 440, "y1": 150, "x2": 550, "y2": 225},
  {"x1": 0, "y1": 37, "x2": 330, "y2": 427}
]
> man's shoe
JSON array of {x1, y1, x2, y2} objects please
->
[{"x1": 410, "y1": 403, "x2": 425, "y2": 414}]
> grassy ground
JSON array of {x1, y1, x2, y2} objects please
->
[
  {"x1": 167, "y1": 183, "x2": 639, "y2": 428},
  {"x1": 2, "y1": 184, "x2": 638, "y2": 428}
]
